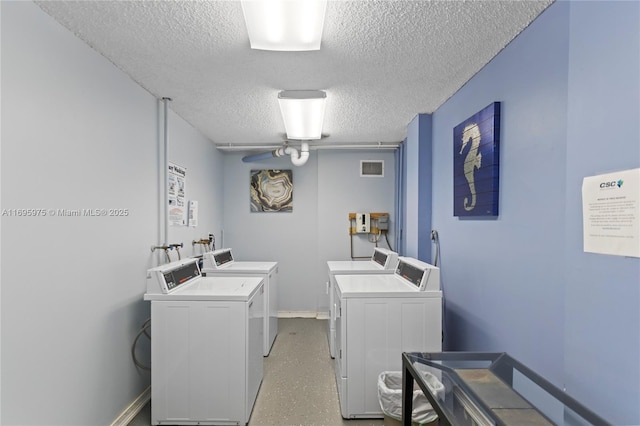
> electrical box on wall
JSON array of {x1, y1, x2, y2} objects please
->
[
  {"x1": 378, "y1": 215, "x2": 388, "y2": 231},
  {"x1": 348, "y1": 212, "x2": 390, "y2": 235},
  {"x1": 348, "y1": 212, "x2": 392, "y2": 259},
  {"x1": 355, "y1": 213, "x2": 370, "y2": 233}
]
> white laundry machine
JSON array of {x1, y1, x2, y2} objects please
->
[
  {"x1": 334, "y1": 257, "x2": 442, "y2": 419},
  {"x1": 326, "y1": 247, "x2": 399, "y2": 358},
  {"x1": 144, "y1": 258, "x2": 264, "y2": 426},
  {"x1": 201, "y1": 248, "x2": 278, "y2": 356}
]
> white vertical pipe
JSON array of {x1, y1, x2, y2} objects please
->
[
  {"x1": 163, "y1": 98, "x2": 170, "y2": 247},
  {"x1": 157, "y1": 101, "x2": 164, "y2": 261},
  {"x1": 158, "y1": 97, "x2": 171, "y2": 263}
]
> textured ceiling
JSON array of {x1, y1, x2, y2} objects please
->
[{"x1": 36, "y1": 0, "x2": 553, "y2": 149}]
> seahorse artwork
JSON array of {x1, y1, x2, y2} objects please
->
[
  {"x1": 460, "y1": 123, "x2": 482, "y2": 211},
  {"x1": 453, "y1": 102, "x2": 501, "y2": 217}
]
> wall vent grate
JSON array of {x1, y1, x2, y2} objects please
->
[{"x1": 360, "y1": 160, "x2": 384, "y2": 177}]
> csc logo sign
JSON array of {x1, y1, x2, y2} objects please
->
[{"x1": 600, "y1": 180, "x2": 623, "y2": 188}]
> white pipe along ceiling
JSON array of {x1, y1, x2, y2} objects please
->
[{"x1": 242, "y1": 142, "x2": 310, "y2": 166}]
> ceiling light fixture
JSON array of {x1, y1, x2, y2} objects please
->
[
  {"x1": 278, "y1": 90, "x2": 327, "y2": 140},
  {"x1": 241, "y1": 0, "x2": 327, "y2": 51}
]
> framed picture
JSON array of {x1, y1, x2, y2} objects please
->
[
  {"x1": 453, "y1": 102, "x2": 501, "y2": 217},
  {"x1": 250, "y1": 169, "x2": 293, "y2": 212}
]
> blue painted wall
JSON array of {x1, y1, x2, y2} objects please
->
[
  {"x1": 404, "y1": 114, "x2": 433, "y2": 262},
  {"x1": 430, "y1": 1, "x2": 639, "y2": 423},
  {"x1": 564, "y1": 1, "x2": 640, "y2": 423},
  {"x1": 395, "y1": 142, "x2": 406, "y2": 255}
]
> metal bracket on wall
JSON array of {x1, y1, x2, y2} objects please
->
[{"x1": 347, "y1": 212, "x2": 390, "y2": 259}]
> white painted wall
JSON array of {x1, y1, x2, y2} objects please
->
[
  {"x1": 0, "y1": 2, "x2": 223, "y2": 424},
  {"x1": 166, "y1": 108, "x2": 225, "y2": 258},
  {"x1": 222, "y1": 152, "x2": 320, "y2": 313},
  {"x1": 316, "y1": 150, "x2": 396, "y2": 314},
  {"x1": 222, "y1": 150, "x2": 396, "y2": 316}
]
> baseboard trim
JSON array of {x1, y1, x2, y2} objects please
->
[
  {"x1": 278, "y1": 311, "x2": 329, "y2": 319},
  {"x1": 110, "y1": 386, "x2": 150, "y2": 426},
  {"x1": 316, "y1": 311, "x2": 330, "y2": 320},
  {"x1": 278, "y1": 310, "x2": 316, "y2": 318}
]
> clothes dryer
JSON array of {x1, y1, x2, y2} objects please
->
[
  {"x1": 200, "y1": 248, "x2": 278, "y2": 356},
  {"x1": 326, "y1": 247, "x2": 399, "y2": 358},
  {"x1": 145, "y1": 258, "x2": 264, "y2": 426},
  {"x1": 334, "y1": 257, "x2": 442, "y2": 419}
]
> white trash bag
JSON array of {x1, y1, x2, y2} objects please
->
[{"x1": 377, "y1": 370, "x2": 444, "y2": 424}]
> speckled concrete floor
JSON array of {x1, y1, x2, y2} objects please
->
[
  {"x1": 129, "y1": 318, "x2": 384, "y2": 426},
  {"x1": 248, "y1": 318, "x2": 383, "y2": 426}
]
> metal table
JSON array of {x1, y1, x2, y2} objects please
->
[{"x1": 402, "y1": 352, "x2": 610, "y2": 426}]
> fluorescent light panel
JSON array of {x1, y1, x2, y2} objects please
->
[
  {"x1": 278, "y1": 90, "x2": 326, "y2": 140},
  {"x1": 241, "y1": 0, "x2": 327, "y2": 51}
]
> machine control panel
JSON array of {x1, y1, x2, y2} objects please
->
[
  {"x1": 372, "y1": 250, "x2": 388, "y2": 266},
  {"x1": 371, "y1": 248, "x2": 399, "y2": 269},
  {"x1": 162, "y1": 262, "x2": 200, "y2": 291},
  {"x1": 395, "y1": 257, "x2": 440, "y2": 292},
  {"x1": 201, "y1": 249, "x2": 234, "y2": 270},
  {"x1": 213, "y1": 249, "x2": 234, "y2": 266},
  {"x1": 147, "y1": 258, "x2": 202, "y2": 294},
  {"x1": 396, "y1": 261, "x2": 425, "y2": 288}
]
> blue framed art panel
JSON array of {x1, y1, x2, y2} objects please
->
[{"x1": 453, "y1": 102, "x2": 501, "y2": 217}]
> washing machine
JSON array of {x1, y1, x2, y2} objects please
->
[
  {"x1": 201, "y1": 248, "x2": 278, "y2": 356},
  {"x1": 334, "y1": 256, "x2": 442, "y2": 419},
  {"x1": 326, "y1": 247, "x2": 399, "y2": 358},
  {"x1": 144, "y1": 258, "x2": 264, "y2": 426}
]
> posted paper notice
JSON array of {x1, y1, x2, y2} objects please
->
[
  {"x1": 168, "y1": 162, "x2": 187, "y2": 226},
  {"x1": 582, "y1": 168, "x2": 639, "y2": 258}
]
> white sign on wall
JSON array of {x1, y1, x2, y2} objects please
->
[
  {"x1": 582, "y1": 168, "x2": 639, "y2": 258},
  {"x1": 188, "y1": 200, "x2": 198, "y2": 227},
  {"x1": 168, "y1": 162, "x2": 187, "y2": 226}
]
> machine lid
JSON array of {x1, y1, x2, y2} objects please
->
[
  {"x1": 201, "y1": 249, "x2": 277, "y2": 273},
  {"x1": 145, "y1": 276, "x2": 264, "y2": 301},
  {"x1": 334, "y1": 273, "x2": 441, "y2": 298},
  {"x1": 203, "y1": 261, "x2": 277, "y2": 274},
  {"x1": 326, "y1": 248, "x2": 398, "y2": 273},
  {"x1": 327, "y1": 260, "x2": 395, "y2": 274}
]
